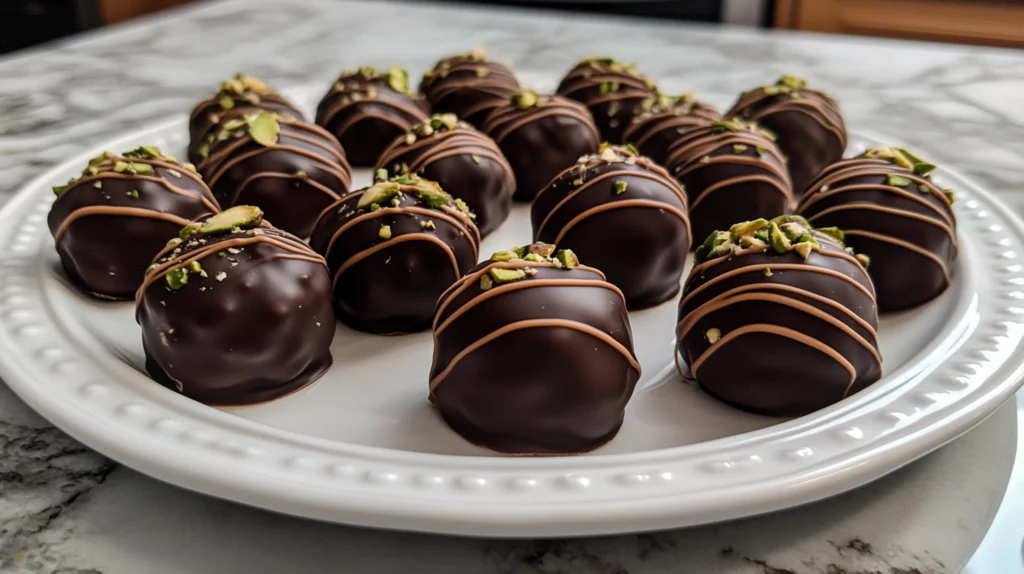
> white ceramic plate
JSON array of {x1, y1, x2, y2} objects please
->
[{"x1": 2, "y1": 80, "x2": 1024, "y2": 537}]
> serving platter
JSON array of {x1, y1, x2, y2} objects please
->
[{"x1": 1, "y1": 78, "x2": 1024, "y2": 537}]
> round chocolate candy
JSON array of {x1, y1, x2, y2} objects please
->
[
  {"x1": 726, "y1": 75, "x2": 846, "y2": 195},
  {"x1": 621, "y1": 92, "x2": 720, "y2": 166},
  {"x1": 420, "y1": 48, "x2": 520, "y2": 127},
  {"x1": 430, "y1": 242, "x2": 641, "y2": 455},
  {"x1": 481, "y1": 89, "x2": 600, "y2": 202},
  {"x1": 666, "y1": 118, "x2": 793, "y2": 243},
  {"x1": 188, "y1": 74, "x2": 302, "y2": 165},
  {"x1": 376, "y1": 113, "x2": 513, "y2": 236},
  {"x1": 677, "y1": 215, "x2": 880, "y2": 417},
  {"x1": 197, "y1": 111, "x2": 352, "y2": 239},
  {"x1": 48, "y1": 146, "x2": 219, "y2": 300},
  {"x1": 532, "y1": 144, "x2": 691, "y2": 310},
  {"x1": 315, "y1": 66, "x2": 429, "y2": 167},
  {"x1": 797, "y1": 146, "x2": 957, "y2": 312},
  {"x1": 309, "y1": 174, "x2": 480, "y2": 335},
  {"x1": 556, "y1": 57, "x2": 658, "y2": 144},
  {"x1": 136, "y1": 206, "x2": 334, "y2": 405}
]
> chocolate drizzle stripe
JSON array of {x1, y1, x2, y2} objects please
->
[
  {"x1": 332, "y1": 233, "x2": 464, "y2": 288},
  {"x1": 805, "y1": 202, "x2": 958, "y2": 247},
  {"x1": 625, "y1": 116, "x2": 712, "y2": 148},
  {"x1": 687, "y1": 238, "x2": 859, "y2": 280},
  {"x1": 744, "y1": 98, "x2": 846, "y2": 145},
  {"x1": 459, "y1": 99, "x2": 505, "y2": 121},
  {"x1": 63, "y1": 171, "x2": 220, "y2": 213},
  {"x1": 800, "y1": 174, "x2": 954, "y2": 225},
  {"x1": 324, "y1": 205, "x2": 479, "y2": 259},
  {"x1": 190, "y1": 93, "x2": 294, "y2": 121},
  {"x1": 670, "y1": 145, "x2": 789, "y2": 183},
  {"x1": 690, "y1": 173, "x2": 793, "y2": 210},
  {"x1": 844, "y1": 229, "x2": 953, "y2": 279},
  {"x1": 681, "y1": 261, "x2": 875, "y2": 308},
  {"x1": 204, "y1": 144, "x2": 351, "y2": 190},
  {"x1": 431, "y1": 81, "x2": 519, "y2": 101},
  {"x1": 429, "y1": 318, "x2": 641, "y2": 392},
  {"x1": 327, "y1": 107, "x2": 426, "y2": 141},
  {"x1": 54, "y1": 206, "x2": 193, "y2": 243},
  {"x1": 230, "y1": 172, "x2": 344, "y2": 207},
  {"x1": 202, "y1": 121, "x2": 348, "y2": 170},
  {"x1": 486, "y1": 103, "x2": 598, "y2": 144},
  {"x1": 552, "y1": 199, "x2": 691, "y2": 245},
  {"x1": 379, "y1": 130, "x2": 512, "y2": 175}
]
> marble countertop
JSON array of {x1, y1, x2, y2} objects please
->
[{"x1": 1, "y1": 0, "x2": 1024, "y2": 572}]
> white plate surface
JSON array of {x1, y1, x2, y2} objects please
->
[{"x1": 2, "y1": 81, "x2": 1024, "y2": 537}]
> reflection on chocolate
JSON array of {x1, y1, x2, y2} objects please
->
[
  {"x1": 798, "y1": 146, "x2": 957, "y2": 312},
  {"x1": 532, "y1": 144, "x2": 690, "y2": 309},
  {"x1": 430, "y1": 243, "x2": 641, "y2": 454},
  {"x1": 622, "y1": 92, "x2": 720, "y2": 166},
  {"x1": 197, "y1": 112, "x2": 351, "y2": 239},
  {"x1": 309, "y1": 174, "x2": 480, "y2": 335},
  {"x1": 48, "y1": 147, "x2": 219, "y2": 300},
  {"x1": 666, "y1": 118, "x2": 793, "y2": 243},
  {"x1": 677, "y1": 215, "x2": 880, "y2": 417},
  {"x1": 481, "y1": 89, "x2": 600, "y2": 202},
  {"x1": 377, "y1": 114, "x2": 514, "y2": 236},
  {"x1": 420, "y1": 48, "x2": 520, "y2": 127},
  {"x1": 135, "y1": 206, "x2": 334, "y2": 406},
  {"x1": 556, "y1": 57, "x2": 657, "y2": 144}
]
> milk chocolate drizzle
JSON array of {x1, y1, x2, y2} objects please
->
[{"x1": 420, "y1": 50, "x2": 520, "y2": 125}]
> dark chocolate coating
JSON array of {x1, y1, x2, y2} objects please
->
[
  {"x1": 420, "y1": 53, "x2": 520, "y2": 127},
  {"x1": 726, "y1": 79, "x2": 846, "y2": 195},
  {"x1": 797, "y1": 156, "x2": 957, "y2": 312},
  {"x1": 532, "y1": 148, "x2": 691, "y2": 309},
  {"x1": 622, "y1": 94, "x2": 720, "y2": 166},
  {"x1": 678, "y1": 232, "x2": 880, "y2": 416},
  {"x1": 198, "y1": 115, "x2": 352, "y2": 239},
  {"x1": 666, "y1": 121, "x2": 793, "y2": 243},
  {"x1": 377, "y1": 121, "x2": 514, "y2": 236},
  {"x1": 481, "y1": 94, "x2": 600, "y2": 202},
  {"x1": 316, "y1": 69, "x2": 428, "y2": 167},
  {"x1": 48, "y1": 153, "x2": 219, "y2": 300},
  {"x1": 309, "y1": 182, "x2": 480, "y2": 335},
  {"x1": 430, "y1": 260, "x2": 641, "y2": 454},
  {"x1": 136, "y1": 221, "x2": 334, "y2": 405},
  {"x1": 556, "y1": 59, "x2": 657, "y2": 144}
]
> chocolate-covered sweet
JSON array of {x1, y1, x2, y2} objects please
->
[
  {"x1": 316, "y1": 66, "x2": 429, "y2": 167},
  {"x1": 430, "y1": 243, "x2": 641, "y2": 454},
  {"x1": 481, "y1": 89, "x2": 600, "y2": 202},
  {"x1": 666, "y1": 118, "x2": 793, "y2": 243},
  {"x1": 677, "y1": 215, "x2": 880, "y2": 417},
  {"x1": 532, "y1": 144, "x2": 691, "y2": 309},
  {"x1": 197, "y1": 111, "x2": 351, "y2": 239},
  {"x1": 188, "y1": 74, "x2": 302, "y2": 165},
  {"x1": 420, "y1": 48, "x2": 520, "y2": 127},
  {"x1": 136, "y1": 206, "x2": 334, "y2": 405},
  {"x1": 726, "y1": 75, "x2": 846, "y2": 195},
  {"x1": 622, "y1": 92, "x2": 720, "y2": 166},
  {"x1": 798, "y1": 146, "x2": 957, "y2": 312},
  {"x1": 556, "y1": 57, "x2": 658, "y2": 144},
  {"x1": 376, "y1": 113, "x2": 514, "y2": 236},
  {"x1": 48, "y1": 146, "x2": 219, "y2": 300},
  {"x1": 309, "y1": 174, "x2": 480, "y2": 335}
]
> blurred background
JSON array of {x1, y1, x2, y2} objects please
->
[{"x1": 3, "y1": 0, "x2": 1023, "y2": 55}]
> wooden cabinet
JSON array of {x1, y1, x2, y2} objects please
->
[{"x1": 98, "y1": 0, "x2": 193, "y2": 24}]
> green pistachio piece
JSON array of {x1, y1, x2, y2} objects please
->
[
  {"x1": 522, "y1": 253, "x2": 544, "y2": 263},
  {"x1": 480, "y1": 274, "x2": 494, "y2": 291},
  {"x1": 913, "y1": 162, "x2": 936, "y2": 176},
  {"x1": 386, "y1": 66, "x2": 409, "y2": 94},
  {"x1": 127, "y1": 189, "x2": 139, "y2": 199},
  {"x1": 729, "y1": 218, "x2": 769, "y2": 241},
  {"x1": 511, "y1": 246, "x2": 527, "y2": 258},
  {"x1": 375, "y1": 168, "x2": 388, "y2": 182},
  {"x1": 943, "y1": 188, "x2": 956, "y2": 203},
  {"x1": 776, "y1": 75, "x2": 807, "y2": 90},
  {"x1": 769, "y1": 222, "x2": 791, "y2": 254},
  {"x1": 166, "y1": 267, "x2": 189, "y2": 290},
  {"x1": 200, "y1": 205, "x2": 264, "y2": 235},
  {"x1": 555, "y1": 249, "x2": 579, "y2": 269},
  {"x1": 856, "y1": 253, "x2": 871, "y2": 269},
  {"x1": 527, "y1": 242, "x2": 556, "y2": 257},
  {"x1": 491, "y1": 250, "x2": 519, "y2": 262},
  {"x1": 131, "y1": 162, "x2": 154, "y2": 175},
  {"x1": 816, "y1": 227, "x2": 845, "y2": 245},
  {"x1": 358, "y1": 182, "x2": 400, "y2": 209},
  {"x1": 379, "y1": 225, "x2": 392, "y2": 239},
  {"x1": 733, "y1": 144, "x2": 748, "y2": 154},
  {"x1": 511, "y1": 89, "x2": 538, "y2": 110},
  {"x1": 219, "y1": 95, "x2": 235, "y2": 110},
  {"x1": 417, "y1": 189, "x2": 450, "y2": 208},
  {"x1": 113, "y1": 161, "x2": 129, "y2": 173},
  {"x1": 763, "y1": 267, "x2": 773, "y2": 277},
  {"x1": 613, "y1": 181, "x2": 628, "y2": 195},
  {"x1": 489, "y1": 267, "x2": 527, "y2": 285},
  {"x1": 886, "y1": 174, "x2": 911, "y2": 187},
  {"x1": 248, "y1": 112, "x2": 280, "y2": 147},
  {"x1": 179, "y1": 223, "x2": 202, "y2": 240},
  {"x1": 706, "y1": 328, "x2": 722, "y2": 343}
]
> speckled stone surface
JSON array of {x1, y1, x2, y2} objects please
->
[{"x1": 0, "y1": 0, "x2": 1022, "y2": 572}]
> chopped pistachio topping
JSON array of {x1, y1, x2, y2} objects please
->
[
  {"x1": 127, "y1": 189, "x2": 139, "y2": 199},
  {"x1": 638, "y1": 92, "x2": 697, "y2": 117},
  {"x1": 386, "y1": 66, "x2": 410, "y2": 94},
  {"x1": 93, "y1": 181, "x2": 102, "y2": 189},
  {"x1": 412, "y1": 113, "x2": 459, "y2": 137},
  {"x1": 379, "y1": 224, "x2": 392, "y2": 239},
  {"x1": 510, "y1": 89, "x2": 539, "y2": 110},
  {"x1": 453, "y1": 198, "x2": 474, "y2": 218},
  {"x1": 710, "y1": 118, "x2": 776, "y2": 141},
  {"x1": 179, "y1": 223, "x2": 202, "y2": 240},
  {"x1": 733, "y1": 144, "x2": 748, "y2": 154},
  {"x1": 855, "y1": 253, "x2": 871, "y2": 269},
  {"x1": 248, "y1": 112, "x2": 280, "y2": 147},
  {"x1": 762, "y1": 74, "x2": 808, "y2": 96},
  {"x1": 479, "y1": 274, "x2": 494, "y2": 290},
  {"x1": 695, "y1": 214, "x2": 846, "y2": 263},
  {"x1": 418, "y1": 189, "x2": 450, "y2": 208},
  {"x1": 864, "y1": 146, "x2": 939, "y2": 180},
  {"x1": 358, "y1": 182, "x2": 401, "y2": 209},
  {"x1": 219, "y1": 95, "x2": 235, "y2": 110},
  {"x1": 375, "y1": 168, "x2": 388, "y2": 182},
  {"x1": 166, "y1": 267, "x2": 189, "y2": 290},
  {"x1": 490, "y1": 250, "x2": 518, "y2": 261},
  {"x1": 489, "y1": 267, "x2": 527, "y2": 285},
  {"x1": 886, "y1": 174, "x2": 911, "y2": 187},
  {"x1": 943, "y1": 188, "x2": 955, "y2": 203},
  {"x1": 706, "y1": 328, "x2": 722, "y2": 344},
  {"x1": 528, "y1": 242, "x2": 556, "y2": 257},
  {"x1": 199, "y1": 205, "x2": 264, "y2": 236},
  {"x1": 555, "y1": 249, "x2": 580, "y2": 269},
  {"x1": 613, "y1": 181, "x2": 628, "y2": 195},
  {"x1": 471, "y1": 154, "x2": 481, "y2": 165},
  {"x1": 763, "y1": 268, "x2": 773, "y2": 277},
  {"x1": 816, "y1": 226, "x2": 845, "y2": 246},
  {"x1": 522, "y1": 253, "x2": 544, "y2": 263},
  {"x1": 599, "y1": 81, "x2": 620, "y2": 96},
  {"x1": 468, "y1": 46, "x2": 488, "y2": 61}
]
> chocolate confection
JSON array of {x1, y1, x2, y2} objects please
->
[
  {"x1": 48, "y1": 146, "x2": 219, "y2": 300},
  {"x1": 316, "y1": 66, "x2": 429, "y2": 167},
  {"x1": 309, "y1": 174, "x2": 480, "y2": 335},
  {"x1": 666, "y1": 118, "x2": 793, "y2": 243},
  {"x1": 188, "y1": 74, "x2": 302, "y2": 165},
  {"x1": 677, "y1": 215, "x2": 880, "y2": 417},
  {"x1": 135, "y1": 206, "x2": 334, "y2": 405},
  {"x1": 621, "y1": 92, "x2": 720, "y2": 166},
  {"x1": 556, "y1": 57, "x2": 658, "y2": 144},
  {"x1": 726, "y1": 75, "x2": 847, "y2": 195},
  {"x1": 532, "y1": 144, "x2": 691, "y2": 310},
  {"x1": 798, "y1": 146, "x2": 957, "y2": 312},
  {"x1": 430, "y1": 242, "x2": 641, "y2": 454},
  {"x1": 197, "y1": 111, "x2": 351, "y2": 239},
  {"x1": 481, "y1": 89, "x2": 600, "y2": 202},
  {"x1": 376, "y1": 113, "x2": 514, "y2": 236},
  {"x1": 420, "y1": 48, "x2": 520, "y2": 127}
]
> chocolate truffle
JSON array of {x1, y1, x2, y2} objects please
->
[
  {"x1": 481, "y1": 89, "x2": 600, "y2": 202},
  {"x1": 309, "y1": 174, "x2": 480, "y2": 335},
  {"x1": 197, "y1": 111, "x2": 351, "y2": 239},
  {"x1": 420, "y1": 48, "x2": 520, "y2": 127},
  {"x1": 315, "y1": 66, "x2": 429, "y2": 167},
  {"x1": 48, "y1": 146, "x2": 219, "y2": 300},
  {"x1": 188, "y1": 74, "x2": 302, "y2": 165},
  {"x1": 532, "y1": 144, "x2": 691, "y2": 310},
  {"x1": 797, "y1": 146, "x2": 957, "y2": 312},
  {"x1": 677, "y1": 215, "x2": 880, "y2": 417},
  {"x1": 430, "y1": 242, "x2": 641, "y2": 454},
  {"x1": 136, "y1": 206, "x2": 334, "y2": 405},
  {"x1": 622, "y1": 92, "x2": 720, "y2": 166},
  {"x1": 726, "y1": 75, "x2": 847, "y2": 195},
  {"x1": 556, "y1": 57, "x2": 658, "y2": 144},
  {"x1": 376, "y1": 113, "x2": 514, "y2": 236},
  {"x1": 666, "y1": 118, "x2": 793, "y2": 243}
]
